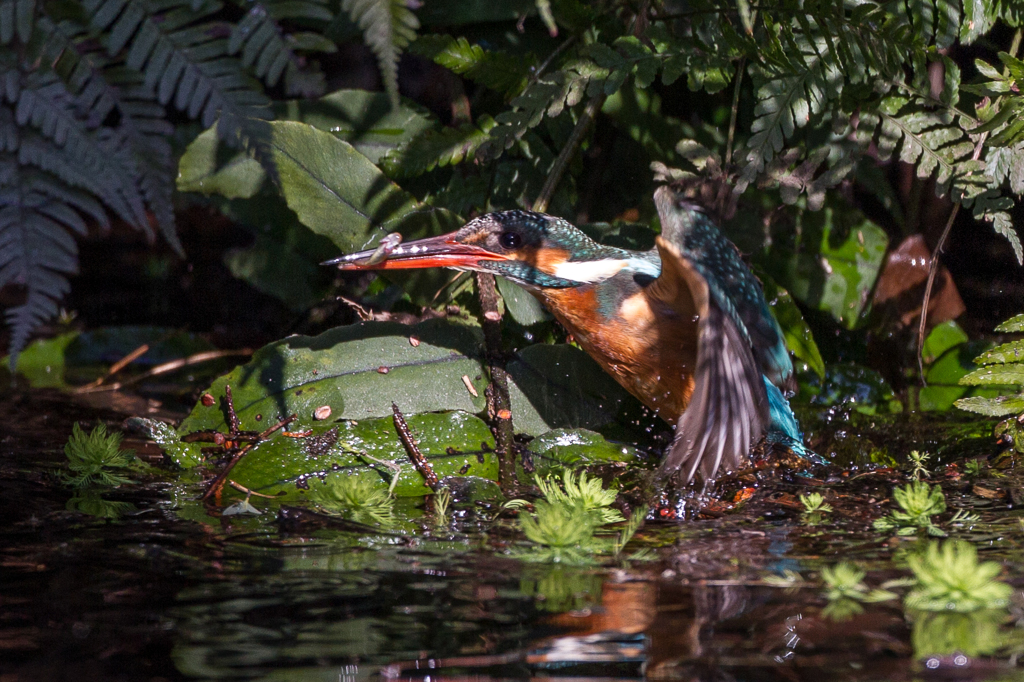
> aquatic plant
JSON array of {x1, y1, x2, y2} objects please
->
[
  {"x1": 905, "y1": 540, "x2": 1012, "y2": 612},
  {"x1": 873, "y1": 481, "x2": 947, "y2": 536},
  {"x1": 907, "y1": 450, "x2": 931, "y2": 482},
  {"x1": 60, "y1": 423, "x2": 136, "y2": 488},
  {"x1": 821, "y1": 562, "x2": 898, "y2": 602},
  {"x1": 66, "y1": 491, "x2": 135, "y2": 519},
  {"x1": 534, "y1": 470, "x2": 625, "y2": 525},
  {"x1": 800, "y1": 492, "x2": 833, "y2": 514},
  {"x1": 613, "y1": 506, "x2": 649, "y2": 557},
  {"x1": 910, "y1": 610, "x2": 1010, "y2": 659},
  {"x1": 963, "y1": 459, "x2": 984, "y2": 477},
  {"x1": 310, "y1": 475, "x2": 395, "y2": 526},
  {"x1": 431, "y1": 487, "x2": 452, "y2": 527},
  {"x1": 517, "y1": 499, "x2": 604, "y2": 564}
]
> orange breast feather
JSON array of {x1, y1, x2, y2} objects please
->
[{"x1": 539, "y1": 285, "x2": 699, "y2": 423}]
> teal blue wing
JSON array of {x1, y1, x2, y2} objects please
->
[{"x1": 653, "y1": 187, "x2": 795, "y2": 393}]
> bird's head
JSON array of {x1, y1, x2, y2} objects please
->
[{"x1": 324, "y1": 210, "x2": 655, "y2": 289}]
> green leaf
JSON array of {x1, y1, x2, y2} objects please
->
[
  {"x1": 276, "y1": 89, "x2": 437, "y2": 164},
  {"x1": 922, "y1": 320, "x2": 970, "y2": 364},
  {"x1": 507, "y1": 344, "x2": 637, "y2": 436},
  {"x1": 177, "y1": 127, "x2": 267, "y2": 198},
  {"x1": 760, "y1": 276, "x2": 824, "y2": 378},
  {"x1": 959, "y1": 364, "x2": 1024, "y2": 387},
  {"x1": 229, "y1": 410, "x2": 498, "y2": 498},
  {"x1": 528, "y1": 429, "x2": 638, "y2": 466},
  {"x1": 257, "y1": 120, "x2": 462, "y2": 253},
  {"x1": 411, "y1": 34, "x2": 534, "y2": 96},
  {"x1": 973, "y1": 339, "x2": 1024, "y2": 366},
  {"x1": 496, "y1": 275, "x2": 550, "y2": 326},
  {"x1": 955, "y1": 394, "x2": 1024, "y2": 417},
  {"x1": 2, "y1": 331, "x2": 78, "y2": 388},
  {"x1": 177, "y1": 319, "x2": 489, "y2": 441},
  {"x1": 996, "y1": 314, "x2": 1024, "y2": 332},
  {"x1": 757, "y1": 205, "x2": 888, "y2": 329}
]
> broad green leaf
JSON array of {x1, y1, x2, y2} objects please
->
[
  {"x1": 758, "y1": 205, "x2": 888, "y2": 329},
  {"x1": 922, "y1": 320, "x2": 969, "y2": 364},
  {"x1": 528, "y1": 429, "x2": 638, "y2": 466},
  {"x1": 66, "y1": 326, "x2": 216, "y2": 366},
  {"x1": 959, "y1": 364, "x2": 1024, "y2": 387},
  {"x1": 261, "y1": 120, "x2": 462, "y2": 252},
  {"x1": 996, "y1": 314, "x2": 1024, "y2": 333},
  {"x1": 507, "y1": 344, "x2": 637, "y2": 436},
  {"x1": 177, "y1": 319, "x2": 489, "y2": 439},
  {"x1": 760, "y1": 276, "x2": 824, "y2": 378},
  {"x1": 177, "y1": 127, "x2": 267, "y2": 199},
  {"x1": 496, "y1": 276, "x2": 550, "y2": 326},
  {"x1": 277, "y1": 89, "x2": 437, "y2": 164},
  {"x1": 955, "y1": 394, "x2": 1024, "y2": 417},
  {"x1": 795, "y1": 363, "x2": 902, "y2": 415},
  {"x1": 229, "y1": 410, "x2": 499, "y2": 498},
  {"x1": 2, "y1": 331, "x2": 78, "y2": 388}
]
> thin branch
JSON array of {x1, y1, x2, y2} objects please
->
[
  {"x1": 725, "y1": 57, "x2": 746, "y2": 167},
  {"x1": 533, "y1": 94, "x2": 605, "y2": 213},
  {"x1": 475, "y1": 272, "x2": 516, "y2": 493}
]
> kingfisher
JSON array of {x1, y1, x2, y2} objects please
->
[{"x1": 324, "y1": 186, "x2": 810, "y2": 484}]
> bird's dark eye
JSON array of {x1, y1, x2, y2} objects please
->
[{"x1": 499, "y1": 231, "x2": 522, "y2": 249}]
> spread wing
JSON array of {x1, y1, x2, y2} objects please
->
[
  {"x1": 649, "y1": 230, "x2": 770, "y2": 482},
  {"x1": 653, "y1": 187, "x2": 795, "y2": 394}
]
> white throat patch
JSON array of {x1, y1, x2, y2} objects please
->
[{"x1": 550, "y1": 258, "x2": 628, "y2": 283}]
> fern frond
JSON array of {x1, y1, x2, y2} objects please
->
[
  {"x1": 411, "y1": 34, "x2": 535, "y2": 97},
  {"x1": 0, "y1": 160, "x2": 85, "y2": 356},
  {"x1": 342, "y1": 0, "x2": 418, "y2": 108},
  {"x1": 380, "y1": 118, "x2": 491, "y2": 178},
  {"x1": 228, "y1": 0, "x2": 333, "y2": 98},
  {"x1": 83, "y1": 0, "x2": 270, "y2": 129}
]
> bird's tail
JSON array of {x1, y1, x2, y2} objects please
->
[{"x1": 763, "y1": 379, "x2": 824, "y2": 463}]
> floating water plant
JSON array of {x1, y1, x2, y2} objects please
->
[
  {"x1": 310, "y1": 475, "x2": 396, "y2": 526},
  {"x1": 534, "y1": 469, "x2": 625, "y2": 525},
  {"x1": 60, "y1": 423, "x2": 136, "y2": 488},
  {"x1": 800, "y1": 492, "x2": 832, "y2": 514},
  {"x1": 873, "y1": 481, "x2": 947, "y2": 536},
  {"x1": 907, "y1": 450, "x2": 931, "y2": 482},
  {"x1": 905, "y1": 540, "x2": 1012, "y2": 612},
  {"x1": 963, "y1": 459, "x2": 984, "y2": 477},
  {"x1": 431, "y1": 487, "x2": 452, "y2": 527},
  {"x1": 821, "y1": 562, "x2": 897, "y2": 603},
  {"x1": 517, "y1": 499, "x2": 604, "y2": 564}
]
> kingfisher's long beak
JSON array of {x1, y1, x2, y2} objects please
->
[{"x1": 322, "y1": 233, "x2": 510, "y2": 271}]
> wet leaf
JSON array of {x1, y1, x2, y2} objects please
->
[
  {"x1": 760, "y1": 276, "x2": 825, "y2": 378},
  {"x1": 177, "y1": 127, "x2": 267, "y2": 199},
  {"x1": 974, "y1": 339, "x2": 1024, "y2": 366},
  {"x1": 277, "y1": 89, "x2": 436, "y2": 165},
  {"x1": 507, "y1": 344, "x2": 637, "y2": 435},
  {"x1": 177, "y1": 319, "x2": 489, "y2": 438},
  {"x1": 872, "y1": 235, "x2": 965, "y2": 329},
  {"x1": 995, "y1": 314, "x2": 1024, "y2": 332},
  {"x1": 955, "y1": 394, "x2": 1024, "y2": 417},
  {"x1": 960, "y1": 363, "x2": 1024, "y2": 387},
  {"x1": 496, "y1": 276, "x2": 550, "y2": 326},
  {"x1": 228, "y1": 411, "x2": 498, "y2": 498},
  {"x1": 528, "y1": 429, "x2": 639, "y2": 466}
]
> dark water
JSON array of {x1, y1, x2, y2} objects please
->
[{"x1": 4, "y1": 390, "x2": 1024, "y2": 682}]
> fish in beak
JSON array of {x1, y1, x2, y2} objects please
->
[{"x1": 322, "y1": 231, "x2": 511, "y2": 272}]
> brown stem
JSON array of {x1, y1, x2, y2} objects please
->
[
  {"x1": 725, "y1": 57, "x2": 746, "y2": 167},
  {"x1": 202, "y1": 413, "x2": 296, "y2": 502},
  {"x1": 392, "y1": 402, "x2": 440, "y2": 491},
  {"x1": 533, "y1": 95, "x2": 605, "y2": 213},
  {"x1": 475, "y1": 272, "x2": 516, "y2": 493}
]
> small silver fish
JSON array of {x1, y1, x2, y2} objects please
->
[{"x1": 360, "y1": 232, "x2": 403, "y2": 266}]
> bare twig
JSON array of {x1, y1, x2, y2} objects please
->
[
  {"x1": 74, "y1": 349, "x2": 254, "y2": 393},
  {"x1": 202, "y1": 413, "x2": 296, "y2": 502},
  {"x1": 725, "y1": 57, "x2": 746, "y2": 167},
  {"x1": 81, "y1": 343, "x2": 150, "y2": 389},
  {"x1": 474, "y1": 273, "x2": 517, "y2": 492},
  {"x1": 533, "y1": 95, "x2": 605, "y2": 213},
  {"x1": 392, "y1": 402, "x2": 440, "y2": 491}
]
